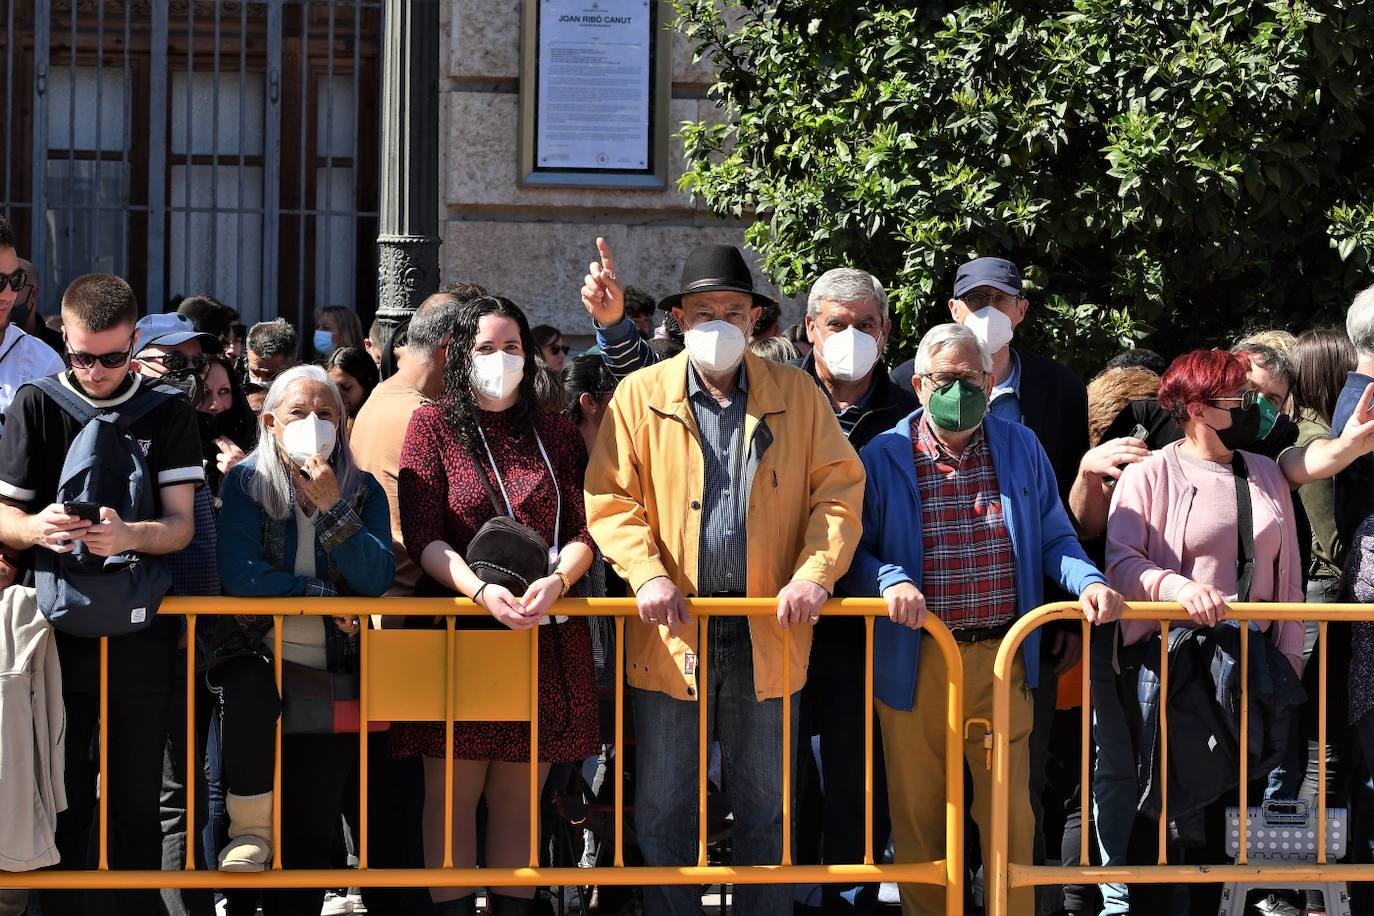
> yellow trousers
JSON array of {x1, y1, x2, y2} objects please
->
[{"x1": 877, "y1": 637, "x2": 1036, "y2": 916}]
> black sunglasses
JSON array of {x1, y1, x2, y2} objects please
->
[
  {"x1": 137, "y1": 351, "x2": 209, "y2": 374},
  {"x1": 547, "y1": 344, "x2": 571, "y2": 355},
  {"x1": 0, "y1": 268, "x2": 29, "y2": 292},
  {"x1": 1205, "y1": 390, "x2": 1258, "y2": 411},
  {"x1": 67, "y1": 336, "x2": 135, "y2": 370}
]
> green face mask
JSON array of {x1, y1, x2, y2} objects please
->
[
  {"x1": 1255, "y1": 394, "x2": 1279, "y2": 441},
  {"x1": 926, "y1": 379, "x2": 988, "y2": 432}
]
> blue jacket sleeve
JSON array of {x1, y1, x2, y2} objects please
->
[
  {"x1": 216, "y1": 465, "x2": 311, "y2": 597},
  {"x1": 1033, "y1": 435, "x2": 1107, "y2": 595},
  {"x1": 596, "y1": 317, "x2": 658, "y2": 379},
  {"x1": 839, "y1": 442, "x2": 915, "y2": 597},
  {"x1": 320, "y1": 473, "x2": 397, "y2": 598}
]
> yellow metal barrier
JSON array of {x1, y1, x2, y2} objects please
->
[
  {"x1": 988, "y1": 601, "x2": 1371, "y2": 916},
  {"x1": 1, "y1": 597, "x2": 965, "y2": 915}
]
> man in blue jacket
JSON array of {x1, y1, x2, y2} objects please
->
[{"x1": 840, "y1": 323, "x2": 1122, "y2": 916}]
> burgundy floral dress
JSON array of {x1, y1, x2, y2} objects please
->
[{"x1": 390, "y1": 404, "x2": 600, "y2": 763}]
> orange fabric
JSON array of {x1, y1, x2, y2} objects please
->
[{"x1": 1056, "y1": 657, "x2": 1083, "y2": 709}]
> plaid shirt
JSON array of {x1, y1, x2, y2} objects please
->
[{"x1": 912, "y1": 417, "x2": 1018, "y2": 630}]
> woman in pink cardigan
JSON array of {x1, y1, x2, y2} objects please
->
[{"x1": 1093, "y1": 348, "x2": 1304, "y2": 915}]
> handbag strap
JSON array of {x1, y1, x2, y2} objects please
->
[
  {"x1": 473, "y1": 423, "x2": 562, "y2": 556},
  {"x1": 1232, "y1": 452, "x2": 1254, "y2": 603}
]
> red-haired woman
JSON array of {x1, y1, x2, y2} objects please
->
[{"x1": 1091, "y1": 348, "x2": 1305, "y2": 914}]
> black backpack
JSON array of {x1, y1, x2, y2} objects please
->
[{"x1": 30, "y1": 376, "x2": 179, "y2": 637}]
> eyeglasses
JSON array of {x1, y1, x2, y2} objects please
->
[
  {"x1": 137, "y1": 351, "x2": 209, "y2": 375},
  {"x1": 960, "y1": 291, "x2": 1019, "y2": 310},
  {"x1": 921, "y1": 370, "x2": 988, "y2": 388},
  {"x1": 1206, "y1": 390, "x2": 1258, "y2": 410},
  {"x1": 0, "y1": 268, "x2": 29, "y2": 292},
  {"x1": 67, "y1": 336, "x2": 135, "y2": 370},
  {"x1": 546, "y1": 344, "x2": 571, "y2": 356}
]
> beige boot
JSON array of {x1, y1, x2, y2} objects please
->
[{"x1": 218, "y1": 791, "x2": 274, "y2": 872}]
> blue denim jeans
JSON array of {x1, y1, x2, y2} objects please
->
[
  {"x1": 1090, "y1": 623, "x2": 1141, "y2": 916},
  {"x1": 630, "y1": 616, "x2": 800, "y2": 916}
]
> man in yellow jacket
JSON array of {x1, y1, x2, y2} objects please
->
[{"x1": 584, "y1": 243, "x2": 865, "y2": 916}]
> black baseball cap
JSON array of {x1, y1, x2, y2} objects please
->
[{"x1": 953, "y1": 257, "x2": 1022, "y2": 299}]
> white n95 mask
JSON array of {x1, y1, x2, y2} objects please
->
[
  {"x1": 280, "y1": 412, "x2": 337, "y2": 467},
  {"x1": 684, "y1": 320, "x2": 747, "y2": 374},
  {"x1": 820, "y1": 327, "x2": 880, "y2": 382},
  {"x1": 962, "y1": 305, "x2": 1014, "y2": 354},
  {"x1": 470, "y1": 351, "x2": 525, "y2": 401}
]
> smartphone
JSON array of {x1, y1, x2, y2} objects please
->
[{"x1": 62, "y1": 500, "x2": 102, "y2": 523}]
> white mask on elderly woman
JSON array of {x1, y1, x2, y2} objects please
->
[{"x1": 280, "y1": 412, "x2": 337, "y2": 466}]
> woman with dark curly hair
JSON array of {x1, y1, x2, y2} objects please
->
[{"x1": 395, "y1": 295, "x2": 600, "y2": 916}]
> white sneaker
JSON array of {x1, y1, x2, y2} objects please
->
[
  {"x1": 320, "y1": 890, "x2": 353, "y2": 915},
  {"x1": 1253, "y1": 894, "x2": 1303, "y2": 916}
]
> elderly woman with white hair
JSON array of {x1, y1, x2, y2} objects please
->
[
  {"x1": 840, "y1": 323, "x2": 1122, "y2": 916},
  {"x1": 210, "y1": 364, "x2": 394, "y2": 916}
]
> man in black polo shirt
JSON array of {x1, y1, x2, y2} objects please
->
[{"x1": 0, "y1": 274, "x2": 202, "y2": 914}]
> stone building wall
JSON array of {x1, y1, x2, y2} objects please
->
[{"x1": 436, "y1": 1, "x2": 803, "y2": 343}]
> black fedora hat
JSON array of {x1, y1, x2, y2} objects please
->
[{"x1": 657, "y1": 243, "x2": 777, "y2": 312}]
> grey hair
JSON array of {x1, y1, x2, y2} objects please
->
[
  {"x1": 247, "y1": 318, "x2": 298, "y2": 360},
  {"x1": 406, "y1": 297, "x2": 464, "y2": 361},
  {"x1": 748, "y1": 335, "x2": 801, "y2": 363},
  {"x1": 913, "y1": 323, "x2": 992, "y2": 377},
  {"x1": 1232, "y1": 341, "x2": 1293, "y2": 387},
  {"x1": 1347, "y1": 284, "x2": 1374, "y2": 361},
  {"x1": 243, "y1": 364, "x2": 363, "y2": 522},
  {"x1": 807, "y1": 268, "x2": 888, "y2": 320}
]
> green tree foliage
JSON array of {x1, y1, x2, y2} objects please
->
[{"x1": 673, "y1": 0, "x2": 1374, "y2": 369}]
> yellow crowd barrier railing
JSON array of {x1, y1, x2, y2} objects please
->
[
  {"x1": 2, "y1": 597, "x2": 965, "y2": 915},
  {"x1": 988, "y1": 601, "x2": 1371, "y2": 916}
]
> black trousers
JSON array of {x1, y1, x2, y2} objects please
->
[
  {"x1": 42, "y1": 689, "x2": 172, "y2": 916},
  {"x1": 208, "y1": 654, "x2": 282, "y2": 797},
  {"x1": 796, "y1": 632, "x2": 891, "y2": 911},
  {"x1": 224, "y1": 733, "x2": 354, "y2": 916}
]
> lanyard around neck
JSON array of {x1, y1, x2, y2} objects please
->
[{"x1": 475, "y1": 422, "x2": 562, "y2": 554}]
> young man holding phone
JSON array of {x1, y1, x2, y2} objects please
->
[{"x1": 0, "y1": 274, "x2": 202, "y2": 913}]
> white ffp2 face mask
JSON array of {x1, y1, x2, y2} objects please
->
[
  {"x1": 280, "y1": 412, "x2": 337, "y2": 467},
  {"x1": 683, "y1": 320, "x2": 748, "y2": 374},
  {"x1": 819, "y1": 326, "x2": 881, "y2": 382},
  {"x1": 962, "y1": 305, "x2": 1015, "y2": 354},
  {"x1": 470, "y1": 350, "x2": 525, "y2": 401}
]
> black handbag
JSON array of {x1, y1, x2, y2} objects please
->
[{"x1": 463, "y1": 426, "x2": 560, "y2": 595}]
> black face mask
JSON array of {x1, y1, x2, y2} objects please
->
[
  {"x1": 145, "y1": 351, "x2": 205, "y2": 405},
  {"x1": 1211, "y1": 402, "x2": 1261, "y2": 451},
  {"x1": 196, "y1": 408, "x2": 224, "y2": 442},
  {"x1": 160, "y1": 368, "x2": 203, "y2": 405}
]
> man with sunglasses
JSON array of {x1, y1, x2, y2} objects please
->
[
  {"x1": 128, "y1": 311, "x2": 228, "y2": 916},
  {"x1": 0, "y1": 215, "x2": 64, "y2": 435},
  {"x1": 0, "y1": 274, "x2": 202, "y2": 914},
  {"x1": 132, "y1": 311, "x2": 221, "y2": 402}
]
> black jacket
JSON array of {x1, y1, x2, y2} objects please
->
[
  {"x1": 890, "y1": 345, "x2": 1087, "y2": 508},
  {"x1": 1132, "y1": 624, "x2": 1305, "y2": 847},
  {"x1": 799, "y1": 352, "x2": 918, "y2": 452},
  {"x1": 806, "y1": 354, "x2": 918, "y2": 651}
]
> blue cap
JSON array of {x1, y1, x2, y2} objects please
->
[
  {"x1": 953, "y1": 257, "x2": 1022, "y2": 299},
  {"x1": 135, "y1": 312, "x2": 222, "y2": 353}
]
